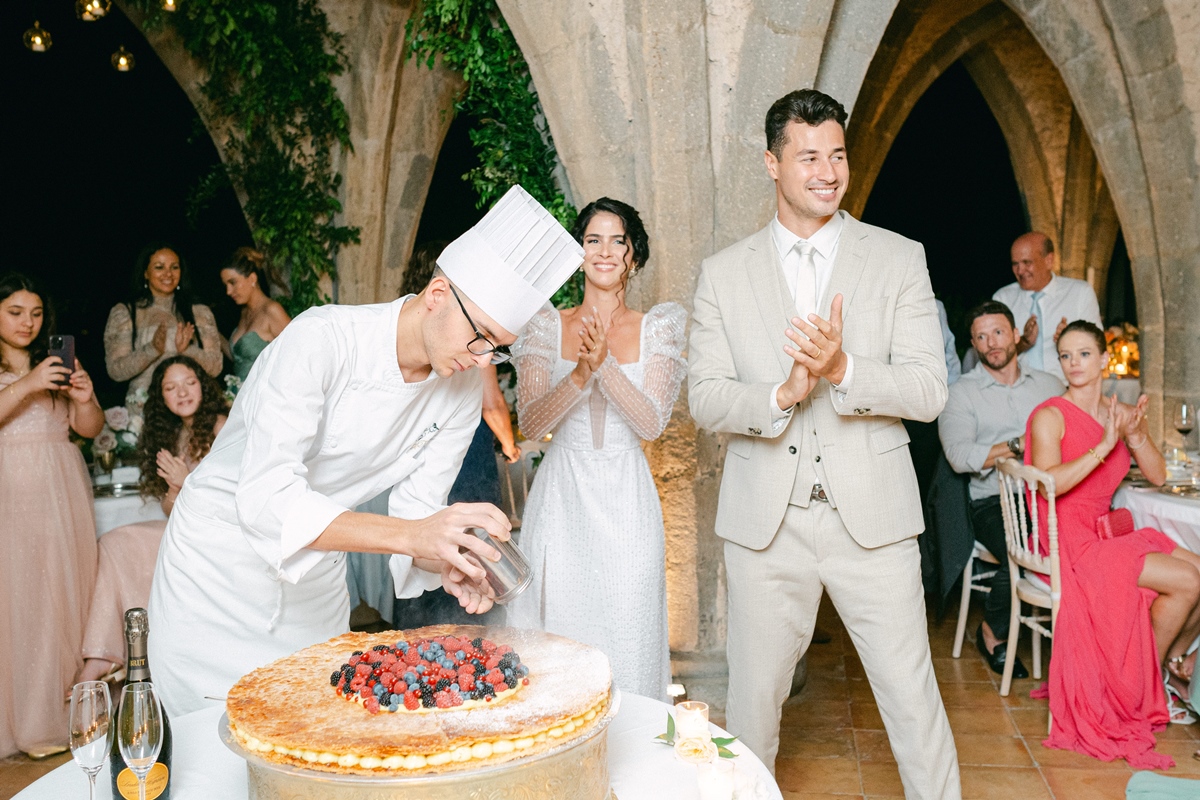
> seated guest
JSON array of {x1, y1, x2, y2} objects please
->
[
  {"x1": 104, "y1": 244, "x2": 222, "y2": 422},
  {"x1": 938, "y1": 301, "x2": 1062, "y2": 678},
  {"x1": 0, "y1": 272, "x2": 104, "y2": 757},
  {"x1": 77, "y1": 355, "x2": 227, "y2": 684},
  {"x1": 220, "y1": 247, "x2": 291, "y2": 381},
  {"x1": 1027, "y1": 321, "x2": 1200, "y2": 768},
  {"x1": 993, "y1": 232, "x2": 1101, "y2": 380}
]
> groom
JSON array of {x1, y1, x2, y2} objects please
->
[{"x1": 688, "y1": 89, "x2": 960, "y2": 797}]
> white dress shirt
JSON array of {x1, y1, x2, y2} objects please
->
[
  {"x1": 936, "y1": 299, "x2": 961, "y2": 386},
  {"x1": 769, "y1": 211, "x2": 854, "y2": 423},
  {"x1": 993, "y1": 273, "x2": 1101, "y2": 380}
]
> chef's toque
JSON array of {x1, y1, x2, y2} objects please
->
[{"x1": 436, "y1": 185, "x2": 584, "y2": 334}]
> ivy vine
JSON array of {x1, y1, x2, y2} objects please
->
[
  {"x1": 406, "y1": 0, "x2": 583, "y2": 308},
  {"x1": 129, "y1": 0, "x2": 359, "y2": 314}
]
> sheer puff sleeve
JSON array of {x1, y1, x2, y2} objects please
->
[
  {"x1": 103, "y1": 303, "x2": 157, "y2": 382},
  {"x1": 513, "y1": 305, "x2": 586, "y2": 441},
  {"x1": 594, "y1": 302, "x2": 687, "y2": 441}
]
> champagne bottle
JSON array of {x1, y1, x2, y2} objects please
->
[{"x1": 110, "y1": 608, "x2": 173, "y2": 800}]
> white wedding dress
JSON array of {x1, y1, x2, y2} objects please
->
[{"x1": 508, "y1": 302, "x2": 687, "y2": 700}]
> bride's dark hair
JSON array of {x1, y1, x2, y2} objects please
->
[{"x1": 137, "y1": 355, "x2": 227, "y2": 500}]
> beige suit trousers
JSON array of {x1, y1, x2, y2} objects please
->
[{"x1": 725, "y1": 501, "x2": 961, "y2": 799}]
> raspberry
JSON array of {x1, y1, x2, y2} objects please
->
[
  {"x1": 348, "y1": 655, "x2": 361, "y2": 667},
  {"x1": 459, "y1": 675, "x2": 475, "y2": 692},
  {"x1": 434, "y1": 690, "x2": 453, "y2": 709},
  {"x1": 356, "y1": 663, "x2": 372, "y2": 677},
  {"x1": 486, "y1": 669, "x2": 506, "y2": 686},
  {"x1": 403, "y1": 648, "x2": 420, "y2": 666},
  {"x1": 485, "y1": 656, "x2": 501, "y2": 670},
  {"x1": 404, "y1": 691, "x2": 420, "y2": 710},
  {"x1": 364, "y1": 696, "x2": 380, "y2": 714}
]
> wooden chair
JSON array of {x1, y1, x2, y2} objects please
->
[
  {"x1": 951, "y1": 541, "x2": 1001, "y2": 658},
  {"x1": 995, "y1": 457, "x2": 1060, "y2": 700}
]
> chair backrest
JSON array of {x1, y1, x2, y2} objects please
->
[{"x1": 996, "y1": 457, "x2": 1061, "y2": 613}]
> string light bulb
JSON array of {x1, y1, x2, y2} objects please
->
[
  {"x1": 111, "y1": 45, "x2": 135, "y2": 72},
  {"x1": 23, "y1": 21, "x2": 52, "y2": 52},
  {"x1": 76, "y1": 0, "x2": 112, "y2": 21},
  {"x1": 162, "y1": 0, "x2": 179, "y2": 10}
]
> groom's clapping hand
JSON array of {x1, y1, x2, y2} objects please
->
[{"x1": 787, "y1": 293, "x2": 848, "y2": 385}]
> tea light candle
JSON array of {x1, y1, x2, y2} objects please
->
[
  {"x1": 674, "y1": 700, "x2": 709, "y2": 740},
  {"x1": 697, "y1": 758, "x2": 735, "y2": 800}
]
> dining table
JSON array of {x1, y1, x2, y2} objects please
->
[
  {"x1": 1113, "y1": 476, "x2": 1200, "y2": 553},
  {"x1": 15, "y1": 693, "x2": 780, "y2": 800}
]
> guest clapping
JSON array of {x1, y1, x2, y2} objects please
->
[
  {"x1": 77, "y1": 355, "x2": 227, "y2": 685},
  {"x1": 220, "y1": 247, "x2": 290, "y2": 381},
  {"x1": 1026, "y1": 320, "x2": 1200, "y2": 768},
  {"x1": 0, "y1": 272, "x2": 103, "y2": 758},
  {"x1": 104, "y1": 243, "x2": 221, "y2": 422},
  {"x1": 508, "y1": 198, "x2": 686, "y2": 699}
]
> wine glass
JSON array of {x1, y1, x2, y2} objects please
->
[
  {"x1": 117, "y1": 683, "x2": 163, "y2": 800},
  {"x1": 1176, "y1": 401, "x2": 1194, "y2": 446},
  {"x1": 69, "y1": 681, "x2": 112, "y2": 800}
]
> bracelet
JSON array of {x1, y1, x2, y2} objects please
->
[
  {"x1": 1087, "y1": 447, "x2": 1105, "y2": 465},
  {"x1": 1127, "y1": 434, "x2": 1148, "y2": 450}
]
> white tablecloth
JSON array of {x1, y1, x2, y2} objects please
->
[
  {"x1": 93, "y1": 494, "x2": 166, "y2": 538},
  {"x1": 14, "y1": 694, "x2": 780, "y2": 800},
  {"x1": 1114, "y1": 484, "x2": 1200, "y2": 553}
]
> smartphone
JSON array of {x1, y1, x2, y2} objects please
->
[{"x1": 47, "y1": 335, "x2": 75, "y2": 387}]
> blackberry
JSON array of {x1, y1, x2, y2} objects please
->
[
  {"x1": 505, "y1": 678, "x2": 517, "y2": 690},
  {"x1": 330, "y1": 670, "x2": 341, "y2": 686},
  {"x1": 435, "y1": 678, "x2": 451, "y2": 692},
  {"x1": 474, "y1": 663, "x2": 486, "y2": 676},
  {"x1": 479, "y1": 682, "x2": 495, "y2": 697},
  {"x1": 372, "y1": 644, "x2": 389, "y2": 651},
  {"x1": 498, "y1": 653, "x2": 516, "y2": 671},
  {"x1": 421, "y1": 693, "x2": 436, "y2": 709},
  {"x1": 351, "y1": 650, "x2": 363, "y2": 657},
  {"x1": 378, "y1": 691, "x2": 392, "y2": 706},
  {"x1": 471, "y1": 637, "x2": 483, "y2": 649}
]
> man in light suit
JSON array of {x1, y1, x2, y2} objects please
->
[{"x1": 688, "y1": 89, "x2": 960, "y2": 798}]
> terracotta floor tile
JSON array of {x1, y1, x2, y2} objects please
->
[
  {"x1": 781, "y1": 794, "x2": 863, "y2": 799},
  {"x1": 782, "y1": 699, "x2": 852, "y2": 729},
  {"x1": 778, "y1": 727, "x2": 856, "y2": 760},
  {"x1": 1039, "y1": 766, "x2": 1132, "y2": 799},
  {"x1": 952, "y1": 733, "x2": 1033, "y2": 767},
  {"x1": 938, "y1": 681, "x2": 1006, "y2": 709},
  {"x1": 1151, "y1": 739, "x2": 1200, "y2": 774},
  {"x1": 1007, "y1": 707, "x2": 1050, "y2": 737},
  {"x1": 858, "y1": 762, "x2": 904, "y2": 795},
  {"x1": 958, "y1": 765, "x2": 1052, "y2": 799},
  {"x1": 944, "y1": 706, "x2": 1017, "y2": 736},
  {"x1": 1026, "y1": 741, "x2": 1132, "y2": 770},
  {"x1": 934, "y1": 656, "x2": 996, "y2": 683},
  {"x1": 846, "y1": 679, "x2": 877, "y2": 703},
  {"x1": 849, "y1": 702, "x2": 884, "y2": 731},
  {"x1": 1158, "y1": 720, "x2": 1200, "y2": 741},
  {"x1": 774, "y1": 757, "x2": 863, "y2": 795},
  {"x1": 797, "y1": 677, "x2": 851, "y2": 702},
  {"x1": 853, "y1": 730, "x2": 895, "y2": 763}
]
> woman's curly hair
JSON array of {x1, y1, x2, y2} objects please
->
[{"x1": 138, "y1": 355, "x2": 228, "y2": 500}]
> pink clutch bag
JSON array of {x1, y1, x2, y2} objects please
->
[{"x1": 1097, "y1": 508, "x2": 1135, "y2": 540}]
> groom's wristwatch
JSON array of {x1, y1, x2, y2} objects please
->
[{"x1": 1007, "y1": 437, "x2": 1023, "y2": 457}]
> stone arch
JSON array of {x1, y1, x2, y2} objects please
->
[{"x1": 117, "y1": 0, "x2": 464, "y2": 305}]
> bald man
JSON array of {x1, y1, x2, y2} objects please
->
[{"x1": 992, "y1": 232, "x2": 1101, "y2": 380}]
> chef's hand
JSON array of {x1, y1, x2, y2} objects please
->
[
  {"x1": 442, "y1": 563, "x2": 496, "y2": 614},
  {"x1": 409, "y1": 503, "x2": 511, "y2": 583}
]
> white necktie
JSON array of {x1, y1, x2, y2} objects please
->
[{"x1": 793, "y1": 241, "x2": 817, "y2": 321}]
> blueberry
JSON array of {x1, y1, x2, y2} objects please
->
[
  {"x1": 373, "y1": 683, "x2": 386, "y2": 697},
  {"x1": 456, "y1": 650, "x2": 466, "y2": 661},
  {"x1": 451, "y1": 683, "x2": 460, "y2": 692},
  {"x1": 415, "y1": 665, "x2": 425, "y2": 674}
]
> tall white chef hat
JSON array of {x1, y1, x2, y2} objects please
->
[{"x1": 437, "y1": 185, "x2": 584, "y2": 334}]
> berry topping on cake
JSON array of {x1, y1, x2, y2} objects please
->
[{"x1": 331, "y1": 635, "x2": 529, "y2": 714}]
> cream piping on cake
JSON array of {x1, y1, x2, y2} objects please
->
[{"x1": 230, "y1": 694, "x2": 610, "y2": 772}]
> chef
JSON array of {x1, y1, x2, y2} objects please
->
[{"x1": 148, "y1": 186, "x2": 583, "y2": 716}]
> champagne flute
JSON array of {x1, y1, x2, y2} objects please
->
[
  {"x1": 117, "y1": 683, "x2": 163, "y2": 800},
  {"x1": 69, "y1": 681, "x2": 112, "y2": 800}
]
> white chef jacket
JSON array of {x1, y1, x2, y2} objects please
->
[
  {"x1": 993, "y1": 274, "x2": 1101, "y2": 380},
  {"x1": 148, "y1": 297, "x2": 483, "y2": 716}
]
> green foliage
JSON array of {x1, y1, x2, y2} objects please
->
[
  {"x1": 406, "y1": 0, "x2": 581, "y2": 309},
  {"x1": 131, "y1": 0, "x2": 359, "y2": 315}
]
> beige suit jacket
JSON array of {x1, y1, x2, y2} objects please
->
[{"x1": 688, "y1": 214, "x2": 948, "y2": 551}]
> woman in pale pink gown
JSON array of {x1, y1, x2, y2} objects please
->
[
  {"x1": 0, "y1": 272, "x2": 104, "y2": 757},
  {"x1": 78, "y1": 355, "x2": 226, "y2": 684},
  {"x1": 1026, "y1": 320, "x2": 1200, "y2": 768}
]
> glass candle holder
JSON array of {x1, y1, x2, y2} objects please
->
[
  {"x1": 696, "y1": 758, "x2": 735, "y2": 800},
  {"x1": 674, "y1": 700, "x2": 709, "y2": 740}
]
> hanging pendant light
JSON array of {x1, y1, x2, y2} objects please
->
[
  {"x1": 23, "y1": 20, "x2": 52, "y2": 52},
  {"x1": 76, "y1": 0, "x2": 112, "y2": 21},
  {"x1": 162, "y1": 0, "x2": 179, "y2": 11},
  {"x1": 111, "y1": 45, "x2": 135, "y2": 72}
]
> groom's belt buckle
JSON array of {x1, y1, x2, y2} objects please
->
[{"x1": 810, "y1": 484, "x2": 829, "y2": 503}]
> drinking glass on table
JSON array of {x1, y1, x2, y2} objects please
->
[
  {"x1": 117, "y1": 683, "x2": 163, "y2": 800},
  {"x1": 69, "y1": 681, "x2": 113, "y2": 800},
  {"x1": 1176, "y1": 401, "x2": 1194, "y2": 450}
]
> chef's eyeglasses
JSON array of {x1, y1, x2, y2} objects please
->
[{"x1": 449, "y1": 284, "x2": 512, "y2": 365}]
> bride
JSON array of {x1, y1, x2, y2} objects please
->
[{"x1": 508, "y1": 198, "x2": 686, "y2": 699}]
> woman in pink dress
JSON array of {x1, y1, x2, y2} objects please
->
[
  {"x1": 0, "y1": 272, "x2": 104, "y2": 758},
  {"x1": 1026, "y1": 320, "x2": 1200, "y2": 768},
  {"x1": 77, "y1": 355, "x2": 227, "y2": 684}
]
